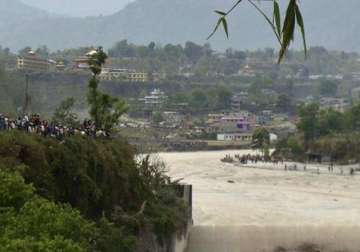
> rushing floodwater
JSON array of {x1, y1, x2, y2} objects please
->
[{"x1": 159, "y1": 150, "x2": 360, "y2": 252}]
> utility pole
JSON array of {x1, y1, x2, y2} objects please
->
[{"x1": 23, "y1": 73, "x2": 30, "y2": 115}]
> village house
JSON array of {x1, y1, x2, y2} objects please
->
[
  {"x1": 207, "y1": 113, "x2": 252, "y2": 135},
  {"x1": 139, "y1": 89, "x2": 168, "y2": 108},
  {"x1": 217, "y1": 132, "x2": 253, "y2": 143},
  {"x1": 72, "y1": 49, "x2": 97, "y2": 71},
  {"x1": 17, "y1": 50, "x2": 49, "y2": 72},
  {"x1": 319, "y1": 97, "x2": 350, "y2": 112},
  {"x1": 257, "y1": 110, "x2": 273, "y2": 125},
  {"x1": 55, "y1": 61, "x2": 66, "y2": 72},
  {"x1": 99, "y1": 68, "x2": 148, "y2": 82},
  {"x1": 231, "y1": 92, "x2": 249, "y2": 111},
  {"x1": 162, "y1": 111, "x2": 185, "y2": 127}
]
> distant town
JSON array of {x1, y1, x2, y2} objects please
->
[{"x1": 2, "y1": 42, "x2": 360, "y2": 151}]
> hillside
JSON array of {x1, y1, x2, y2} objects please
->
[
  {"x1": 1, "y1": 0, "x2": 360, "y2": 51},
  {"x1": 0, "y1": 0, "x2": 49, "y2": 30}
]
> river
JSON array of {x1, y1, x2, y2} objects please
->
[{"x1": 159, "y1": 150, "x2": 360, "y2": 252}]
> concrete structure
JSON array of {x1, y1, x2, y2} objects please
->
[
  {"x1": 139, "y1": 89, "x2": 168, "y2": 107},
  {"x1": 55, "y1": 61, "x2": 66, "y2": 71},
  {"x1": 319, "y1": 97, "x2": 350, "y2": 112},
  {"x1": 163, "y1": 111, "x2": 185, "y2": 127},
  {"x1": 127, "y1": 71, "x2": 148, "y2": 82},
  {"x1": 73, "y1": 49, "x2": 97, "y2": 71},
  {"x1": 100, "y1": 68, "x2": 148, "y2": 82},
  {"x1": 231, "y1": 92, "x2": 249, "y2": 111},
  {"x1": 208, "y1": 113, "x2": 252, "y2": 134},
  {"x1": 217, "y1": 132, "x2": 252, "y2": 143},
  {"x1": 17, "y1": 51, "x2": 49, "y2": 72},
  {"x1": 257, "y1": 110, "x2": 273, "y2": 125},
  {"x1": 73, "y1": 56, "x2": 91, "y2": 70}
]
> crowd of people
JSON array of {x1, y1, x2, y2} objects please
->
[
  {"x1": 235, "y1": 154, "x2": 276, "y2": 164},
  {"x1": 0, "y1": 114, "x2": 110, "y2": 139},
  {"x1": 223, "y1": 153, "x2": 358, "y2": 176}
]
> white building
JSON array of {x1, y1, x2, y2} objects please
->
[
  {"x1": 139, "y1": 89, "x2": 168, "y2": 107},
  {"x1": 217, "y1": 133, "x2": 252, "y2": 143},
  {"x1": 100, "y1": 68, "x2": 148, "y2": 82}
]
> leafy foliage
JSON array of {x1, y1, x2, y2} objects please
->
[
  {"x1": 209, "y1": 0, "x2": 307, "y2": 63},
  {"x1": 0, "y1": 131, "x2": 188, "y2": 250},
  {"x1": 252, "y1": 127, "x2": 270, "y2": 149},
  {"x1": 0, "y1": 169, "x2": 96, "y2": 252},
  {"x1": 87, "y1": 47, "x2": 129, "y2": 131},
  {"x1": 52, "y1": 97, "x2": 79, "y2": 127}
]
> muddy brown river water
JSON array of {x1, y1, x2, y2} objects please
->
[{"x1": 159, "y1": 150, "x2": 360, "y2": 252}]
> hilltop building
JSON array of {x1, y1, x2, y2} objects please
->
[
  {"x1": 55, "y1": 61, "x2": 66, "y2": 71},
  {"x1": 17, "y1": 51, "x2": 49, "y2": 72},
  {"x1": 231, "y1": 92, "x2": 249, "y2": 111},
  {"x1": 73, "y1": 49, "x2": 97, "y2": 71},
  {"x1": 99, "y1": 68, "x2": 148, "y2": 82},
  {"x1": 139, "y1": 89, "x2": 168, "y2": 108}
]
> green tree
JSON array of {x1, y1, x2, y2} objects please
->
[
  {"x1": 318, "y1": 109, "x2": 346, "y2": 135},
  {"x1": 35, "y1": 45, "x2": 50, "y2": 58},
  {"x1": 18, "y1": 46, "x2": 32, "y2": 55},
  {"x1": 347, "y1": 103, "x2": 360, "y2": 131},
  {"x1": 190, "y1": 89, "x2": 208, "y2": 109},
  {"x1": 216, "y1": 87, "x2": 232, "y2": 110},
  {"x1": 252, "y1": 127, "x2": 270, "y2": 150},
  {"x1": 276, "y1": 94, "x2": 293, "y2": 113},
  {"x1": 297, "y1": 103, "x2": 320, "y2": 149},
  {"x1": 52, "y1": 97, "x2": 79, "y2": 127},
  {"x1": 318, "y1": 80, "x2": 338, "y2": 96},
  {"x1": 184, "y1": 41, "x2": 203, "y2": 63},
  {"x1": 0, "y1": 169, "x2": 97, "y2": 252},
  {"x1": 87, "y1": 47, "x2": 128, "y2": 131},
  {"x1": 152, "y1": 111, "x2": 164, "y2": 125},
  {"x1": 108, "y1": 40, "x2": 136, "y2": 58}
]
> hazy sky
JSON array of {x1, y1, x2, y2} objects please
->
[{"x1": 21, "y1": 0, "x2": 134, "y2": 17}]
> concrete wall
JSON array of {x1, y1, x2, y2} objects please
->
[
  {"x1": 135, "y1": 184, "x2": 193, "y2": 252},
  {"x1": 170, "y1": 184, "x2": 193, "y2": 252}
]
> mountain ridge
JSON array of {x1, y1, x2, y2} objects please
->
[{"x1": 1, "y1": 0, "x2": 359, "y2": 52}]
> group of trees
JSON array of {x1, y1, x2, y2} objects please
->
[
  {"x1": 276, "y1": 102, "x2": 360, "y2": 162},
  {"x1": 168, "y1": 86, "x2": 233, "y2": 112},
  {"x1": 296, "y1": 103, "x2": 359, "y2": 148},
  {"x1": 107, "y1": 40, "x2": 249, "y2": 76},
  {"x1": 0, "y1": 131, "x2": 188, "y2": 251}
]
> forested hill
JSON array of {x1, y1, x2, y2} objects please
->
[
  {"x1": 2, "y1": 0, "x2": 360, "y2": 51},
  {"x1": 0, "y1": 0, "x2": 48, "y2": 29}
]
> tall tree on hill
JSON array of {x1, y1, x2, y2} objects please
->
[{"x1": 87, "y1": 47, "x2": 128, "y2": 131}]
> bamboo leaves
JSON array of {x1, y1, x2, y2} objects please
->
[{"x1": 208, "y1": 0, "x2": 307, "y2": 63}]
